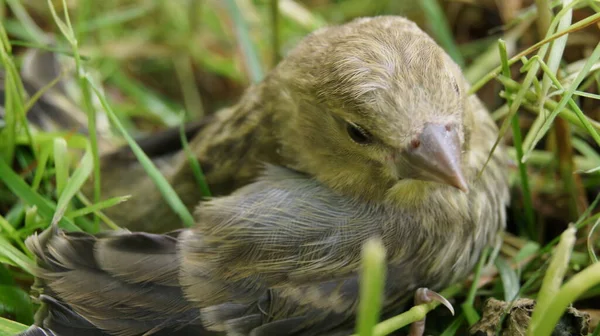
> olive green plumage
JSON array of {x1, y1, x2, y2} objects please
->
[
  {"x1": 95, "y1": 16, "x2": 505, "y2": 233},
  {"x1": 21, "y1": 16, "x2": 509, "y2": 336}
]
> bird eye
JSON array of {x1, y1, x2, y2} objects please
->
[{"x1": 346, "y1": 122, "x2": 372, "y2": 144}]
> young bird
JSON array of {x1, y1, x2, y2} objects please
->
[
  {"x1": 20, "y1": 16, "x2": 509, "y2": 336},
  {"x1": 93, "y1": 16, "x2": 499, "y2": 233}
]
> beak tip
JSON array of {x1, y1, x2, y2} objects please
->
[
  {"x1": 456, "y1": 183, "x2": 469, "y2": 193},
  {"x1": 454, "y1": 175, "x2": 469, "y2": 193}
]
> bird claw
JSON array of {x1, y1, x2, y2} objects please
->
[
  {"x1": 415, "y1": 288, "x2": 454, "y2": 315},
  {"x1": 408, "y1": 288, "x2": 454, "y2": 336}
]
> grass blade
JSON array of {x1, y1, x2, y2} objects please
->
[
  {"x1": 0, "y1": 284, "x2": 33, "y2": 324},
  {"x1": 469, "y1": 9, "x2": 600, "y2": 94},
  {"x1": 0, "y1": 157, "x2": 80, "y2": 231},
  {"x1": 53, "y1": 138, "x2": 69, "y2": 197},
  {"x1": 588, "y1": 217, "x2": 600, "y2": 263},
  {"x1": 224, "y1": 0, "x2": 264, "y2": 83},
  {"x1": 180, "y1": 121, "x2": 211, "y2": 197},
  {"x1": 0, "y1": 235, "x2": 35, "y2": 275},
  {"x1": 498, "y1": 39, "x2": 536, "y2": 239},
  {"x1": 67, "y1": 195, "x2": 130, "y2": 219},
  {"x1": 370, "y1": 284, "x2": 462, "y2": 336},
  {"x1": 532, "y1": 260, "x2": 600, "y2": 336},
  {"x1": 461, "y1": 247, "x2": 490, "y2": 325},
  {"x1": 527, "y1": 226, "x2": 576, "y2": 335},
  {"x1": 51, "y1": 148, "x2": 94, "y2": 230},
  {"x1": 47, "y1": 0, "x2": 103, "y2": 228},
  {"x1": 523, "y1": 43, "x2": 600, "y2": 161},
  {"x1": 356, "y1": 238, "x2": 386, "y2": 336},
  {"x1": 495, "y1": 256, "x2": 520, "y2": 301},
  {"x1": 420, "y1": 0, "x2": 464, "y2": 67},
  {"x1": 86, "y1": 76, "x2": 195, "y2": 227},
  {"x1": 0, "y1": 316, "x2": 28, "y2": 335}
]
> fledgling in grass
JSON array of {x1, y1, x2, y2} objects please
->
[{"x1": 20, "y1": 16, "x2": 509, "y2": 336}]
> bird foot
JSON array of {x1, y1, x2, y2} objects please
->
[{"x1": 408, "y1": 288, "x2": 454, "y2": 336}]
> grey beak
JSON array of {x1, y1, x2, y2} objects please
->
[{"x1": 401, "y1": 123, "x2": 468, "y2": 192}]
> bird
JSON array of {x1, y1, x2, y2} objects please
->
[
  {"x1": 84, "y1": 15, "x2": 500, "y2": 233},
  {"x1": 19, "y1": 15, "x2": 509, "y2": 336}
]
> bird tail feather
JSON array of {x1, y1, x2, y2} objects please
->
[{"x1": 19, "y1": 227, "x2": 213, "y2": 336}]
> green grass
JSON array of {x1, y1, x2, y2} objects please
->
[{"x1": 1, "y1": 0, "x2": 600, "y2": 335}]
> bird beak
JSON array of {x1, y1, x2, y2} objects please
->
[{"x1": 400, "y1": 123, "x2": 468, "y2": 192}]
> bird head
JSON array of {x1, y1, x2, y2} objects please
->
[{"x1": 269, "y1": 16, "x2": 473, "y2": 203}]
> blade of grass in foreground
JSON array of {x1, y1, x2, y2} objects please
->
[
  {"x1": 86, "y1": 76, "x2": 195, "y2": 227},
  {"x1": 53, "y1": 138, "x2": 69, "y2": 198},
  {"x1": 527, "y1": 227, "x2": 576, "y2": 336},
  {"x1": 0, "y1": 215, "x2": 29, "y2": 256},
  {"x1": 356, "y1": 238, "x2": 386, "y2": 336},
  {"x1": 495, "y1": 256, "x2": 520, "y2": 302},
  {"x1": 47, "y1": 0, "x2": 102, "y2": 228},
  {"x1": 498, "y1": 39, "x2": 536, "y2": 239},
  {"x1": 0, "y1": 158, "x2": 80, "y2": 231},
  {"x1": 75, "y1": 192, "x2": 122, "y2": 230},
  {"x1": 469, "y1": 9, "x2": 600, "y2": 94},
  {"x1": 67, "y1": 195, "x2": 130, "y2": 220},
  {"x1": 496, "y1": 75, "x2": 600, "y2": 134},
  {"x1": 51, "y1": 148, "x2": 94, "y2": 230},
  {"x1": 522, "y1": 43, "x2": 600, "y2": 160},
  {"x1": 461, "y1": 247, "x2": 490, "y2": 325},
  {"x1": 0, "y1": 235, "x2": 35, "y2": 275},
  {"x1": 370, "y1": 284, "x2": 462, "y2": 336},
  {"x1": 531, "y1": 256, "x2": 600, "y2": 336},
  {"x1": 521, "y1": 55, "x2": 600, "y2": 152},
  {"x1": 0, "y1": 20, "x2": 34, "y2": 164},
  {"x1": 180, "y1": 121, "x2": 211, "y2": 197},
  {"x1": 588, "y1": 218, "x2": 600, "y2": 263},
  {"x1": 0, "y1": 316, "x2": 28, "y2": 335}
]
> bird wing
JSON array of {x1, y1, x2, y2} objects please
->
[
  {"x1": 25, "y1": 227, "x2": 212, "y2": 336},
  {"x1": 181, "y1": 166, "x2": 385, "y2": 302},
  {"x1": 23, "y1": 167, "x2": 398, "y2": 336},
  {"x1": 179, "y1": 166, "x2": 391, "y2": 334}
]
